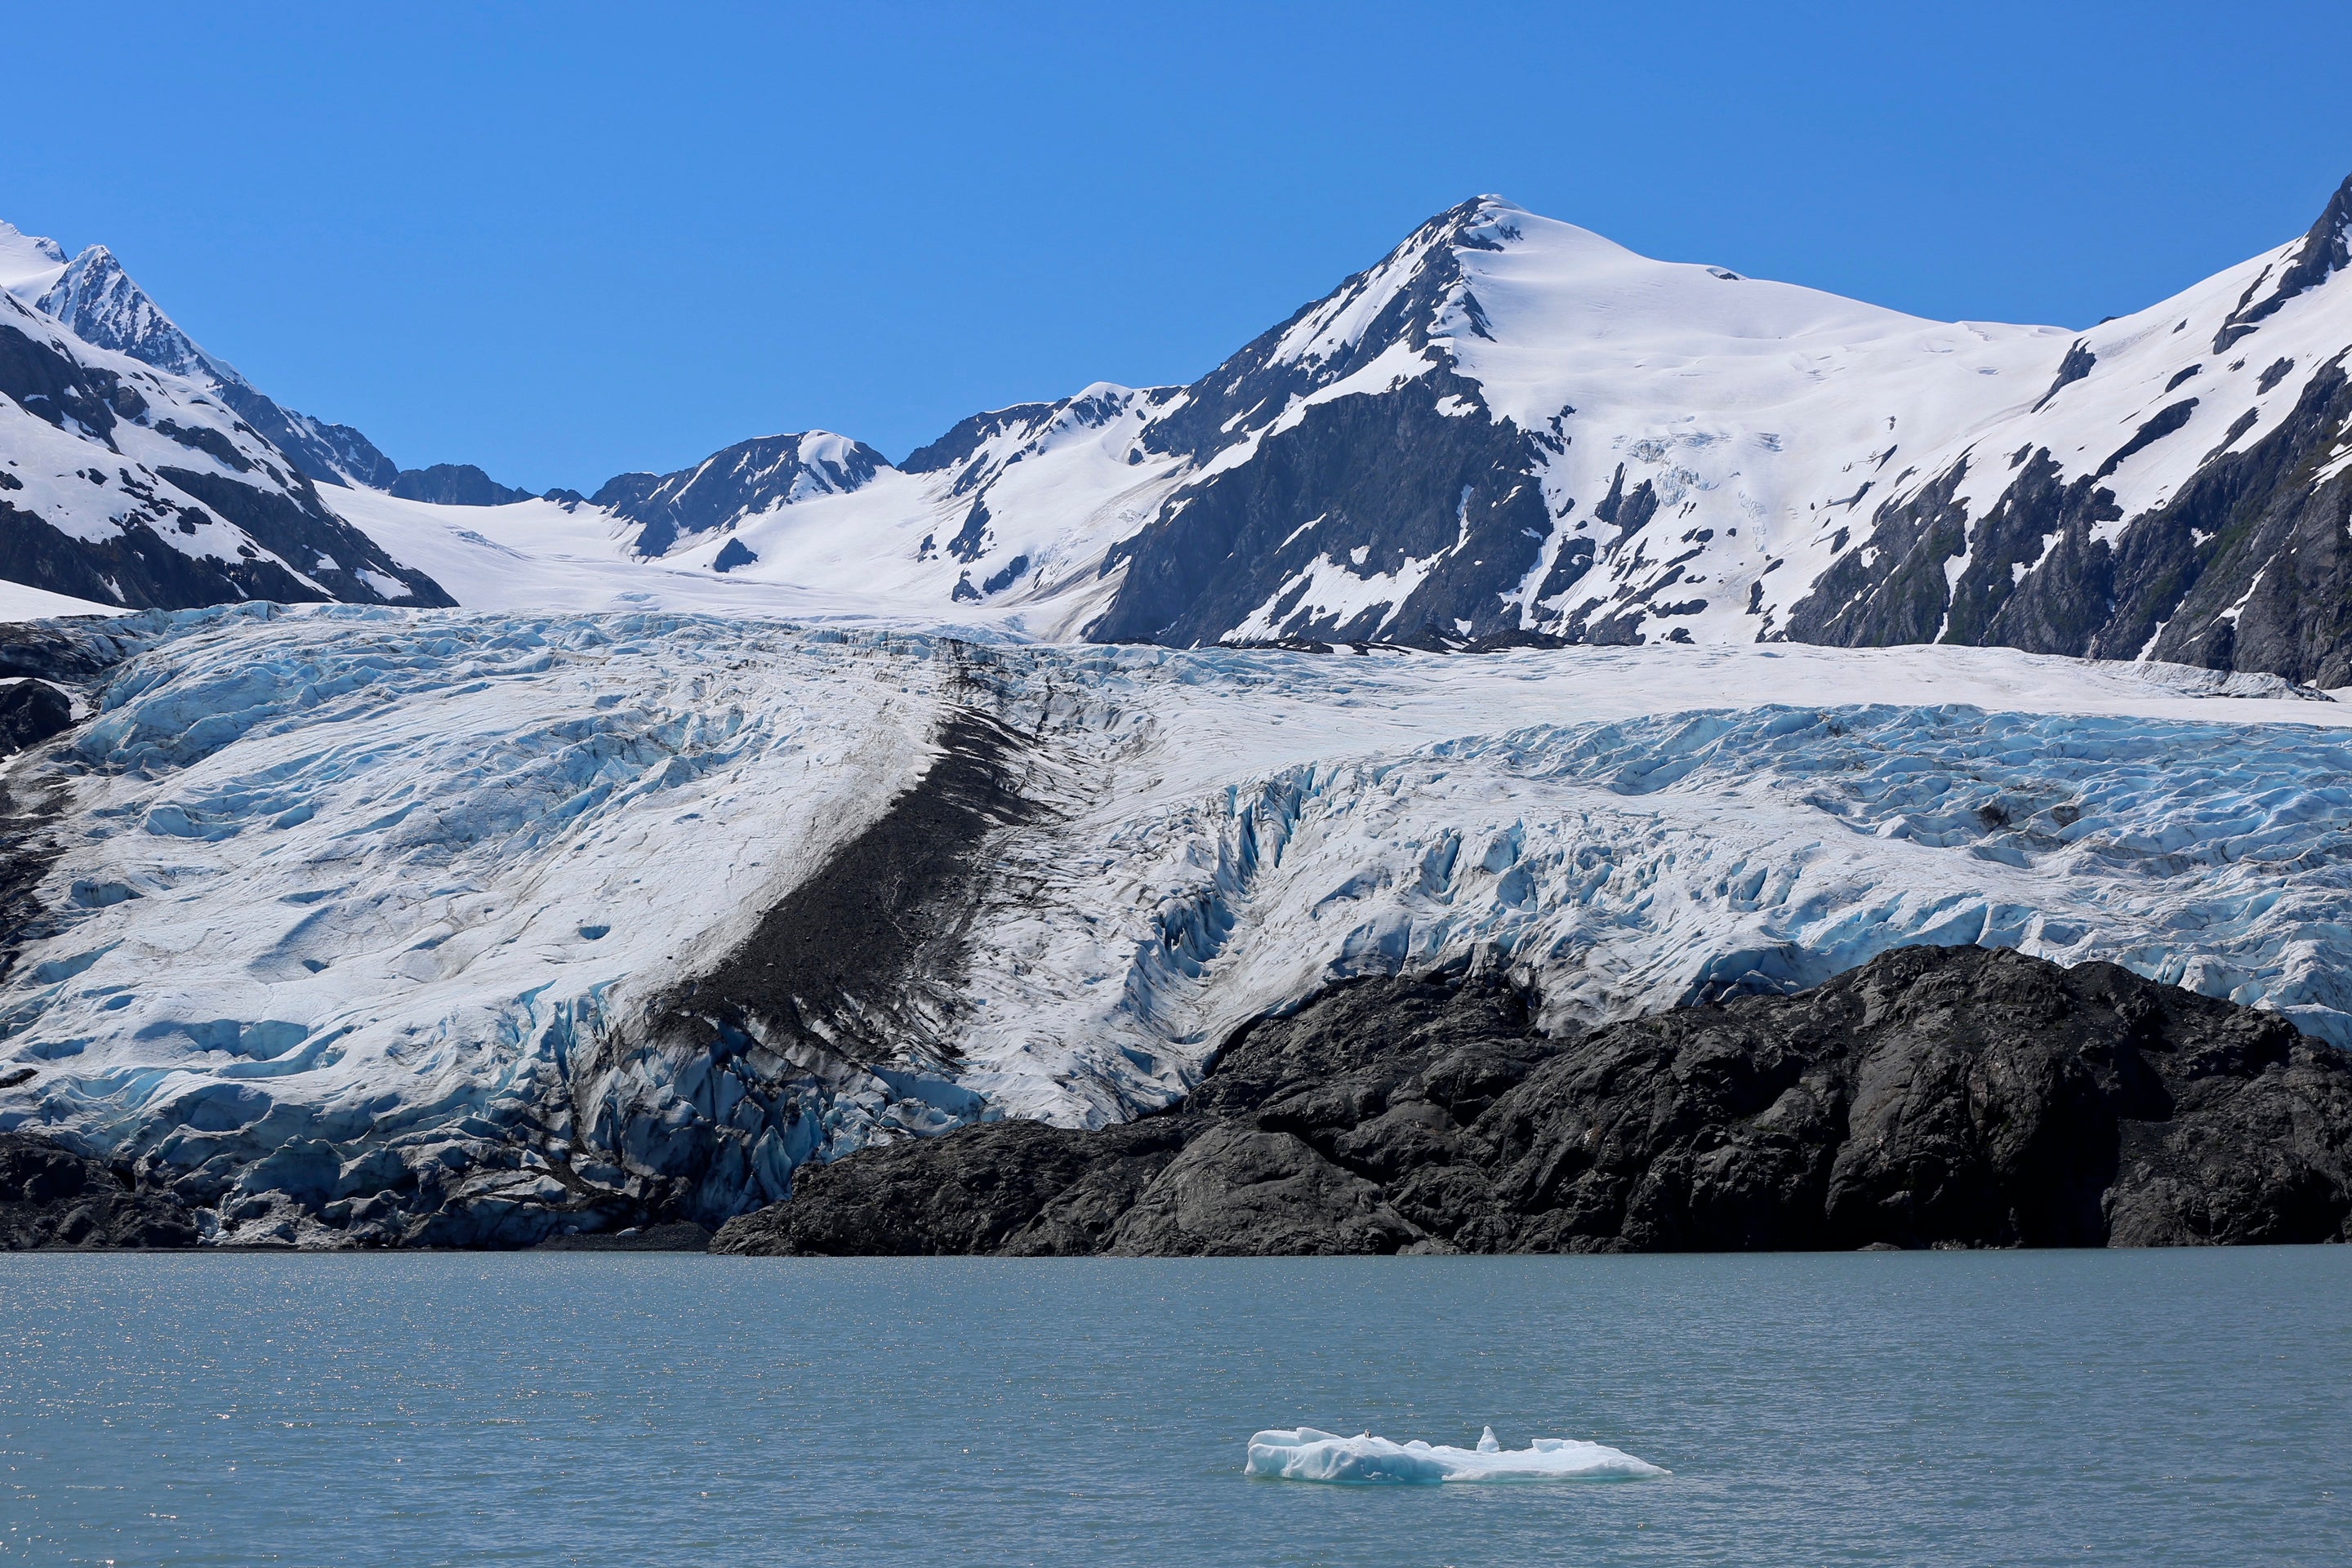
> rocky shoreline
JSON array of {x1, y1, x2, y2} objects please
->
[
  {"x1": 0, "y1": 1132, "x2": 200, "y2": 1249},
  {"x1": 714, "y1": 946, "x2": 2352, "y2": 1256}
]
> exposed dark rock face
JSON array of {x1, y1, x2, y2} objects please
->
[
  {"x1": 1792, "y1": 354, "x2": 2352, "y2": 686},
  {"x1": 2213, "y1": 172, "x2": 2352, "y2": 354},
  {"x1": 0, "y1": 680, "x2": 69, "y2": 755},
  {"x1": 0, "y1": 1131, "x2": 201, "y2": 1249},
  {"x1": 899, "y1": 400, "x2": 1068, "y2": 479},
  {"x1": 388, "y1": 463, "x2": 532, "y2": 507},
  {"x1": 716, "y1": 1117, "x2": 1203, "y2": 1257},
  {"x1": 715, "y1": 946, "x2": 2352, "y2": 1256},
  {"x1": 1091, "y1": 365, "x2": 1554, "y2": 645},
  {"x1": 0, "y1": 292, "x2": 452, "y2": 611},
  {"x1": 900, "y1": 386, "x2": 1165, "y2": 489},
  {"x1": 157, "y1": 467, "x2": 453, "y2": 608},
  {"x1": 2032, "y1": 339, "x2": 2097, "y2": 411},
  {"x1": 214, "y1": 383, "x2": 401, "y2": 492}
]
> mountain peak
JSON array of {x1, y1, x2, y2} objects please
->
[
  {"x1": 2296, "y1": 167, "x2": 2352, "y2": 277},
  {"x1": 2212, "y1": 167, "x2": 2352, "y2": 352},
  {"x1": 37, "y1": 242, "x2": 220, "y2": 381},
  {"x1": 0, "y1": 220, "x2": 69, "y2": 300}
]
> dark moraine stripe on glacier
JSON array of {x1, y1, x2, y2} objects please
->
[
  {"x1": 0, "y1": 770, "x2": 65, "y2": 986},
  {"x1": 660, "y1": 698, "x2": 1041, "y2": 1067},
  {"x1": 523, "y1": 662, "x2": 1053, "y2": 1237},
  {"x1": 0, "y1": 617, "x2": 166, "y2": 980}
]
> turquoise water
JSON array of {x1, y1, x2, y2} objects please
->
[{"x1": 2, "y1": 1250, "x2": 2345, "y2": 1566}]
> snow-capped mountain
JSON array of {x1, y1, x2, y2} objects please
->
[
  {"x1": 529, "y1": 172, "x2": 2352, "y2": 682},
  {"x1": 0, "y1": 220, "x2": 529, "y2": 506},
  {"x1": 0, "y1": 282, "x2": 451, "y2": 609},
  {"x1": 1, "y1": 222, "x2": 400, "y2": 492}
]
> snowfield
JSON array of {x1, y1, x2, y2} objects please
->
[{"x1": 1, "y1": 607, "x2": 2347, "y2": 1245}]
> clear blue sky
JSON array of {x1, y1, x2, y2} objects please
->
[{"x1": 5, "y1": 2, "x2": 2348, "y2": 492}]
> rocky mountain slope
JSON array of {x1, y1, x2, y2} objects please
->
[
  {"x1": 0, "y1": 220, "x2": 528, "y2": 505},
  {"x1": 0, "y1": 283, "x2": 451, "y2": 610},
  {"x1": 712, "y1": 946, "x2": 2352, "y2": 1254}
]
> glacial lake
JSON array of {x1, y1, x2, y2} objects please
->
[{"x1": 2, "y1": 1250, "x2": 2345, "y2": 1566}]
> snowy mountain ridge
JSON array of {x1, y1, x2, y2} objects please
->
[
  {"x1": 365, "y1": 175, "x2": 2352, "y2": 685},
  {"x1": 0, "y1": 222, "x2": 403, "y2": 494},
  {"x1": 0, "y1": 219, "x2": 532, "y2": 508},
  {"x1": 0, "y1": 283, "x2": 449, "y2": 611}
]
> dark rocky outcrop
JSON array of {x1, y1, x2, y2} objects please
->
[
  {"x1": 0, "y1": 679, "x2": 70, "y2": 755},
  {"x1": 387, "y1": 463, "x2": 532, "y2": 507},
  {"x1": 208, "y1": 381, "x2": 402, "y2": 492},
  {"x1": 715, "y1": 946, "x2": 2352, "y2": 1256},
  {"x1": 2213, "y1": 171, "x2": 2352, "y2": 353},
  {"x1": 0, "y1": 1131, "x2": 201, "y2": 1249}
]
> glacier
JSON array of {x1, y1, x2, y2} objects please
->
[
  {"x1": 1, "y1": 606, "x2": 2349, "y2": 1245},
  {"x1": 1243, "y1": 1427, "x2": 1668, "y2": 1484}
]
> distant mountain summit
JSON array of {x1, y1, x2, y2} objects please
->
[{"x1": 591, "y1": 432, "x2": 889, "y2": 555}]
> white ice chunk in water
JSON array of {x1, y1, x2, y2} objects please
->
[{"x1": 1245, "y1": 1426, "x2": 1668, "y2": 1484}]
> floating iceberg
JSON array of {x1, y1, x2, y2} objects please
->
[{"x1": 1245, "y1": 1425, "x2": 1668, "y2": 1484}]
